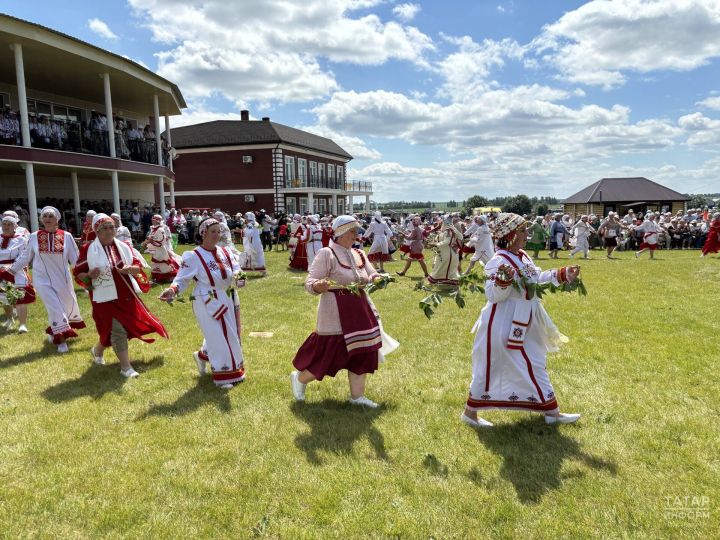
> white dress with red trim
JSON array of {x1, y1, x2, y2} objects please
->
[
  {"x1": 636, "y1": 219, "x2": 662, "y2": 250},
  {"x1": 171, "y1": 247, "x2": 246, "y2": 386},
  {"x1": 10, "y1": 229, "x2": 85, "y2": 342},
  {"x1": 466, "y1": 249, "x2": 571, "y2": 414},
  {"x1": 145, "y1": 225, "x2": 181, "y2": 282},
  {"x1": 428, "y1": 225, "x2": 462, "y2": 285},
  {"x1": 0, "y1": 233, "x2": 36, "y2": 305},
  {"x1": 364, "y1": 220, "x2": 393, "y2": 263},
  {"x1": 241, "y1": 222, "x2": 266, "y2": 272}
]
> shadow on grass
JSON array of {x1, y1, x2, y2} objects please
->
[
  {"x1": 42, "y1": 356, "x2": 165, "y2": 402},
  {"x1": 0, "y1": 340, "x2": 57, "y2": 370},
  {"x1": 138, "y1": 376, "x2": 232, "y2": 418},
  {"x1": 473, "y1": 418, "x2": 618, "y2": 505},
  {"x1": 291, "y1": 399, "x2": 390, "y2": 465}
]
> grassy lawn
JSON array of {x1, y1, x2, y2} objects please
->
[{"x1": 0, "y1": 247, "x2": 718, "y2": 538}]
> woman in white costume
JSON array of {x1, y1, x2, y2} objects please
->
[
  {"x1": 0, "y1": 214, "x2": 35, "y2": 333},
  {"x1": 569, "y1": 215, "x2": 596, "y2": 259},
  {"x1": 160, "y1": 218, "x2": 246, "y2": 389},
  {"x1": 111, "y1": 213, "x2": 148, "y2": 268},
  {"x1": 305, "y1": 214, "x2": 324, "y2": 267},
  {"x1": 463, "y1": 215, "x2": 495, "y2": 275},
  {"x1": 241, "y1": 212, "x2": 266, "y2": 274},
  {"x1": 428, "y1": 215, "x2": 463, "y2": 286},
  {"x1": 9, "y1": 206, "x2": 85, "y2": 352},
  {"x1": 461, "y1": 213, "x2": 581, "y2": 428},
  {"x1": 213, "y1": 210, "x2": 235, "y2": 250},
  {"x1": 142, "y1": 214, "x2": 181, "y2": 282},
  {"x1": 363, "y1": 211, "x2": 393, "y2": 271},
  {"x1": 635, "y1": 212, "x2": 662, "y2": 259}
]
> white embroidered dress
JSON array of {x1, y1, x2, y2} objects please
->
[
  {"x1": 171, "y1": 247, "x2": 245, "y2": 385},
  {"x1": 466, "y1": 249, "x2": 569, "y2": 414},
  {"x1": 11, "y1": 229, "x2": 84, "y2": 341}
]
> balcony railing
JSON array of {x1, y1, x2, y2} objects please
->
[
  {"x1": 285, "y1": 177, "x2": 345, "y2": 190},
  {"x1": 0, "y1": 119, "x2": 169, "y2": 167},
  {"x1": 345, "y1": 181, "x2": 373, "y2": 192}
]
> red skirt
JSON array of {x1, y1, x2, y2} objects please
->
[
  {"x1": 289, "y1": 240, "x2": 308, "y2": 270},
  {"x1": 399, "y1": 245, "x2": 411, "y2": 254},
  {"x1": 293, "y1": 332, "x2": 378, "y2": 380},
  {"x1": 0, "y1": 268, "x2": 36, "y2": 305},
  {"x1": 639, "y1": 242, "x2": 657, "y2": 250},
  {"x1": 461, "y1": 245, "x2": 475, "y2": 254},
  {"x1": 702, "y1": 232, "x2": 720, "y2": 255},
  {"x1": 368, "y1": 252, "x2": 391, "y2": 262},
  {"x1": 408, "y1": 252, "x2": 425, "y2": 260}
]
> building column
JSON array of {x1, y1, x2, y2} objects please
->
[
  {"x1": 348, "y1": 196, "x2": 354, "y2": 214},
  {"x1": 153, "y1": 95, "x2": 162, "y2": 166},
  {"x1": 308, "y1": 192, "x2": 314, "y2": 214},
  {"x1": 157, "y1": 176, "x2": 165, "y2": 216},
  {"x1": 12, "y1": 43, "x2": 38, "y2": 231},
  {"x1": 164, "y1": 115, "x2": 173, "y2": 172},
  {"x1": 71, "y1": 171, "x2": 81, "y2": 228},
  {"x1": 102, "y1": 73, "x2": 120, "y2": 214},
  {"x1": 331, "y1": 193, "x2": 338, "y2": 215},
  {"x1": 365, "y1": 194, "x2": 370, "y2": 213},
  {"x1": 169, "y1": 180, "x2": 176, "y2": 208}
]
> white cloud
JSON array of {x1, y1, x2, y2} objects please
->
[
  {"x1": 697, "y1": 96, "x2": 720, "y2": 110},
  {"x1": 393, "y1": 3, "x2": 421, "y2": 22},
  {"x1": 678, "y1": 112, "x2": 720, "y2": 145},
  {"x1": 300, "y1": 124, "x2": 382, "y2": 160},
  {"x1": 532, "y1": 0, "x2": 720, "y2": 89},
  {"x1": 88, "y1": 18, "x2": 118, "y2": 40},
  {"x1": 129, "y1": 0, "x2": 435, "y2": 104}
]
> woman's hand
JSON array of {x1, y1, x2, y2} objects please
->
[
  {"x1": 567, "y1": 265, "x2": 581, "y2": 282},
  {"x1": 88, "y1": 268, "x2": 102, "y2": 279},
  {"x1": 159, "y1": 287, "x2": 176, "y2": 302},
  {"x1": 496, "y1": 263, "x2": 516, "y2": 280},
  {"x1": 312, "y1": 279, "x2": 331, "y2": 294}
]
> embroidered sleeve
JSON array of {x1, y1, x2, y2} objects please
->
[{"x1": 171, "y1": 251, "x2": 198, "y2": 294}]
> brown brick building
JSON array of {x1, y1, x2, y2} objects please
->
[{"x1": 168, "y1": 112, "x2": 373, "y2": 215}]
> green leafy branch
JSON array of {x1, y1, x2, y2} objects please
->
[
  {"x1": 327, "y1": 273, "x2": 396, "y2": 296},
  {"x1": 0, "y1": 281, "x2": 26, "y2": 306},
  {"x1": 416, "y1": 271, "x2": 486, "y2": 319},
  {"x1": 512, "y1": 276, "x2": 588, "y2": 300}
]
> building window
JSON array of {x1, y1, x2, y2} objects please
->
[
  {"x1": 285, "y1": 156, "x2": 296, "y2": 187},
  {"x1": 309, "y1": 161, "x2": 318, "y2": 187},
  {"x1": 299, "y1": 197, "x2": 308, "y2": 215},
  {"x1": 298, "y1": 158, "x2": 307, "y2": 187},
  {"x1": 328, "y1": 164, "x2": 336, "y2": 189},
  {"x1": 337, "y1": 166, "x2": 344, "y2": 189},
  {"x1": 286, "y1": 197, "x2": 296, "y2": 215},
  {"x1": 318, "y1": 163, "x2": 326, "y2": 187},
  {"x1": 317, "y1": 198, "x2": 327, "y2": 214},
  {"x1": 0, "y1": 93, "x2": 9, "y2": 109}
]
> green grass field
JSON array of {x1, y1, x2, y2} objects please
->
[{"x1": 0, "y1": 247, "x2": 718, "y2": 538}]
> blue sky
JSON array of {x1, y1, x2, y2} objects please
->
[{"x1": 4, "y1": 0, "x2": 720, "y2": 202}]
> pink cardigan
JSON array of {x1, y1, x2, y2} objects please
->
[{"x1": 305, "y1": 243, "x2": 380, "y2": 335}]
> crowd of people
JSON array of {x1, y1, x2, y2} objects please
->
[
  {"x1": 1, "y1": 201, "x2": 718, "y2": 424},
  {"x1": 0, "y1": 105, "x2": 170, "y2": 166}
]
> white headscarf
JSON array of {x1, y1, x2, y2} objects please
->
[
  {"x1": 332, "y1": 215, "x2": 360, "y2": 239},
  {"x1": 40, "y1": 206, "x2": 61, "y2": 220}
]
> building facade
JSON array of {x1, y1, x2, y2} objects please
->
[
  {"x1": 563, "y1": 177, "x2": 690, "y2": 218},
  {"x1": 0, "y1": 14, "x2": 185, "y2": 230},
  {"x1": 168, "y1": 112, "x2": 373, "y2": 215}
]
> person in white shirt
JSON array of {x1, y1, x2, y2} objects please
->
[
  {"x1": 569, "y1": 215, "x2": 596, "y2": 259},
  {"x1": 635, "y1": 212, "x2": 662, "y2": 259},
  {"x1": 363, "y1": 211, "x2": 393, "y2": 272}
]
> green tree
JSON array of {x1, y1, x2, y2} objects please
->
[
  {"x1": 535, "y1": 203, "x2": 549, "y2": 216},
  {"x1": 464, "y1": 195, "x2": 489, "y2": 213},
  {"x1": 689, "y1": 195, "x2": 709, "y2": 209},
  {"x1": 502, "y1": 194, "x2": 532, "y2": 215}
]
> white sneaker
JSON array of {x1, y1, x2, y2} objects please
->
[
  {"x1": 57, "y1": 342, "x2": 69, "y2": 353},
  {"x1": 120, "y1": 367, "x2": 140, "y2": 378},
  {"x1": 90, "y1": 346, "x2": 105, "y2": 365},
  {"x1": 193, "y1": 351, "x2": 206, "y2": 375},
  {"x1": 545, "y1": 413, "x2": 581, "y2": 425},
  {"x1": 290, "y1": 370, "x2": 306, "y2": 401},
  {"x1": 219, "y1": 383, "x2": 234, "y2": 389},
  {"x1": 17, "y1": 324, "x2": 28, "y2": 334},
  {"x1": 349, "y1": 395, "x2": 378, "y2": 408},
  {"x1": 460, "y1": 412, "x2": 493, "y2": 428}
]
